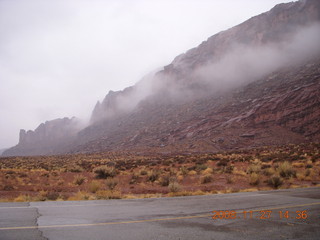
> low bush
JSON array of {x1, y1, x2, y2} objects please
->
[
  {"x1": 105, "y1": 178, "x2": 118, "y2": 191},
  {"x1": 147, "y1": 170, "x2": 160, "y2": 183},
  {"x1": 73, "y1": 175, "x2": 86, "y2": 185},
  {"x1": 168, "y1": 181, "x2": 181, "y2": 192},
  {"x1": 268, "y1": 175, "x2": 283, "y2": 189},
  {"x1": 277, "y1": 161, "x2": 296, "y2": 178},
  {"x1": 249, "y1": 173, "x2": 260, "y2": 185},
  {"x1": 88, "y1": 180, "x2": 101, "y2": 193},
  {"x1": 93, "y1": 166, "x2": 117, "y2": 179},
  {"x1": 200, "y1": 175, "x2": 212, "y2": 184}
]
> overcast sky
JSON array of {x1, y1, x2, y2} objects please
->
[{"x1": 0, "y1": 0, "x2": 293, "y2": 149}]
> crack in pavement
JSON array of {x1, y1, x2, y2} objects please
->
[{"x1": 32, "y1": 203, "x2": 49, "y2": 240}]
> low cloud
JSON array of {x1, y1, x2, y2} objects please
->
[{"x1": 193, "y1": 23, "x2": 320, "y2": 93}]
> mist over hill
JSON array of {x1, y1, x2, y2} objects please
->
[{"x1": 3, "y1": 0, "x2": 320, "y2": 156}]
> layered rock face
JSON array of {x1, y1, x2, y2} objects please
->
[
  {"x1": 2, "y1": 118, "x2": 80, "y2": 156},
  {"x1": 3, "y1": 0, "x2": 320, "y2": 156}
]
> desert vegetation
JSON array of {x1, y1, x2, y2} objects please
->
[{"x1": 0, "y1": 143, "x2": 319, "y2": 202}]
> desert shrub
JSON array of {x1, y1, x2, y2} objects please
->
[
  {"x1": 277, "y1": 161, "x2": 296, "y2": 178},
  {"x1": 195, "y1": 164, "x2": 208, "y2": 172},
  {"x1": 226, "y1": 176, "x2": 234, "y2": 184},
  {"x1": 249, "y1": 173, "x2": 260, "y2": 185},
  {"x1": 217, "y1": 160, "x2": 228, "y2": 167},
  {"x1": 306, "y1": 164, "x2": 313, "y2": 169},
  {"x1": 247, "y1": 164, "x2": 261, "y2": 174},
  {"x1": 14, "y1": 195, "x2": 33, "y2": 202},
  {"x1": 73, "y1": 175, "x2": 86, "y2": 185},
  {"x1": 168, "y1": 181, "x2": 181, "y2": 193},
  {"x1": 292, "y1": 162, "x2": 304, "y2": 168},
  {"x1": 68, "y1": 191, "x2": 90, "y2": 201},
  {"x1": 46, "y1": 191, "x2": 60, "y2": 201},
  {"x1": 200, "y1": 175, "x2": 212, "y2": 184},
  {"x1": 105, "y1": 178, "x2": 118, "y2": 191},
  {"x1": 268, "y1": 175, "x2": 283, "y2": 189},
  {"x1": 96, "y1": 190, "x2": 121, "y2": 200},
  {"x1": 18, "y1": 172, "x2": 28, "y2": 178},
  {"x1": 40, "y1": 172, "x2": 49, "y2": 177},
  {"x1": 140, "y1": 169, "x2": 148, "y2": 176},
  {"x1": 159, "y1": 175, "x2": 170, "y2": 187},
  {"x1": 147, "y1": 170, "x2": 160, "y2": 183},
  {"x1": 180, "y1": 166, "x2": 189, "y2": 176},
  {"x1": 5, "y1": 170, "x2": 15, "y2": 174},
  {"x1": 261, "y1": 164, "x2": 271, "y2": 169},
  {"x1": 223, "y1": 165, "x2": 234, "y2": 174},
  {"x1": 93, "y1": 166, "x2": 117, "y2": 179},
  {"x1": 88, "y1": 180, "x2": 101, "y2": 193},
  {"x1": 69, "y1": 165, "x2": 84, "y2": 173},
  {"x1": 202, "y1": 168, "x2": 213, "y2": 175},
  {"x1": 263, "y1": 167, "x2": 275, "y2": 176},
  {"x1": 305, "y1": 169, "x2": 311, "y2": 177},
  {"x1": 129, "y1": 173, "x2": 139, "y2": 184},
  {"x1": 3, "y1": 185, "x2": 14, "y2": 191}
]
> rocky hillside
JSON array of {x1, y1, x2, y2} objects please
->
[
  {"x1": 70, "y1": 58, "x2": 320, "y2": 154},
  {"x1": 2, "y1": 117, "x2": 80, "y2": 156},
  {"x1": 3, "y1": 0, "x2": 320, "y2": 156}
]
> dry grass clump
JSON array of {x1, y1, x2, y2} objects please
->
[
  {"x1": 147, "y1": 170, "x2": 160, "y2": 183},
  {"x1": 292, "y1": 162, "x2": 305, "y2": 168},
  {"x1": 168, "y1": 181, "x2": 181, "y2": 192},
  {"x1": 68, "y1": 165, "x2": 84, "y2": 173},
  {"x1": 179, "y1": 166, "x2": 189, "y2": 176},
  {"x1": 139, "y1": 168, "x2": 148, "y2": 176},
  {"x1": 202, "y1": 167, "x2": 213, "y2": 175},
  {"x1": 93, "y1": 166, "x2": 117, "y2": 179},
  {"x1": 73, "y1": 175, "x2": 86, "y2": 185},
  {"x1": 200, "y1": 175, "x2": 212, "y2": 184},
  {"x1": 195, "y1": 164, "x2": 208, "y2": 172},
  {"x1": 105, "y1": 178, "x2": 118, "y2": 190},
  {"x1": 247, "y1": 164, "x2": 261, "y2": 174},
  {"x1": 277, "y1": 161, "x2": 296, "y2": 178},
  {"x1": 68, "y1": 191, "x2": 91, "y2": 201},
  {"x1": 159, "y1": 175, "x2": 171, "y2": 187},
  {"x1": 263, "y1": 167, "x2": 275, "y2": 176},
  {"x1": 95, "y1": 190, "x2": 121, "y2": 200},
  {"x1": 268, "y1": 175, "x2": 283, "y2": 189},
  {"x1": 226, "y1": 175, "x2": 234, "y2": 184},
  {"x1": 88, "y1": 180, "x2": 101, "y2": 193},
  {"x1": 249, "y1": 173, "x2": 260, "y2": 185}
]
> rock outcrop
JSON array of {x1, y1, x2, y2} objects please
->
[{"x1": 2, "y1": 117, "x2": 80, "y2": 156}]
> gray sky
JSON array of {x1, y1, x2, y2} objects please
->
[{"x1": 0, "y1": 0, "x2": 293, "y2": 149}]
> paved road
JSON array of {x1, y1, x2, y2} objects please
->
[{"x1": 0, "y1": 187, "x2": 319, "y2": 240}]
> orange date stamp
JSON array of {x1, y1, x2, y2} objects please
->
[{"x1": 212, "y1": 210, "x2": 308, "y2": 220}]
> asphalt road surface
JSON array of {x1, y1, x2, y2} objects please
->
[{"x1": 0, "y1": 187, "x2": 319, "y2": 240}]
